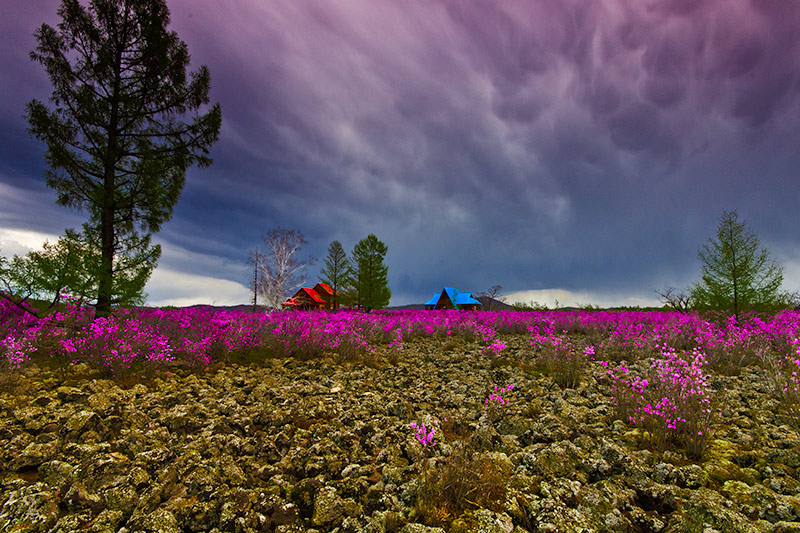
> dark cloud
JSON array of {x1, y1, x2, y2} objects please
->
[{"x1": 2, "y1": 0, "x2": 800, "y2": 305}]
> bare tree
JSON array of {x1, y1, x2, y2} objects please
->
[
  {"x1": 656, "y1": 286, "x2": 693, "y2": 312},
  {"x1": 477, "y1": 284, "x2": 505, "y2": 310},
  {"x1": 258, "y1": 228, "x2": 315, "y2": 309}
]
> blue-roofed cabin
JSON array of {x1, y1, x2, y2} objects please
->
[{"x1": 424, "y1": 287, "x2": 482, "y2": 310}]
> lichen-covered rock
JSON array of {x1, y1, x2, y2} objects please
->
[
  {"x1": 312, "y1": 486, "x2": 344, "y2": 527},
  {"x1": 678, "y1": 463, "x2": 709, "y2": 489},
  {"x1": 399, "y1": 523, "x2": 446, "y2": 533},
  {"x1": 63, "y1": 480, "x2": 103, "y2": 512},
  {"x1": 474, "y1": 509, "x2": 515, "y2": 533},
  {"x1": 86, "y1": 509, "x2": 125, "y2": 532},
  {"x1": 0, "y1": 336, "x2": 798, "y2": 532},
  {"x1": 0, "y1": 482, "x2": 60, "y2": 532},
  {"x1": 56, "y1": 386, "x2": 89, "y2": 403},
  {"x1": 8, "y1": 441, "x2": 58, "y2": 471},
  {"x1": 63, "y1": 409, "x2": 107, "y2": 441},
  {"x1": 673, "y1": 487, "x2": 772, "y2": 533},
  {"x1": 39, "y1": 459, "x2": 75, "y2": 489},
  {"x1": 140, "y1": 508, "x2": 182, "y2": 533}
]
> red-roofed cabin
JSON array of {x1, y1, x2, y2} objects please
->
[{"x1": 282, "y1": 283, "x2": 338, "y2": 310}]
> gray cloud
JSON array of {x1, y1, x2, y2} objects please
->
[{"x1": 2, "y1": 0, "x2": 800, "y2": 305}]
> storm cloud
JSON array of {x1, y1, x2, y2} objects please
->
[{"x1": 2, "y1": 0, "x2": 799, "y2": 306}]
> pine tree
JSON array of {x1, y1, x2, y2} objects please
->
[
  {"x1": 691, "y1": 210, "x2": 783, "y2": 314},
  {"x1": 351, "y1": 234, "x2": 391, "y2": 311},
  {"x1": 26, "y1": 0, "x2": 222, "y2": 315},
  {"x1": 319, "y1": 240, "x2": 350, "y2": 309}
]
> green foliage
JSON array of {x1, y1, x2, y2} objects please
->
[
  {"x1": 26, "y1": 0, "x2": 221, "y2": 315},
  {"x1": 690, "y1": 210, "x2": 783, "y2": 314},
  {"x1": 0, "y1": 227, "x2": 156, "y2": 311},
  {"x1": 1, "y1": 229, "x2": 92, "y2": 310},
  {"x1": 319, "y1": 240, "x2": 350, "y2": 309},
  {"x1": 351, "y1": 234, "x2": 391, "y2": 311},
  {"x1": 511, "y1": 300, "x2": 550, "y2": 311}
]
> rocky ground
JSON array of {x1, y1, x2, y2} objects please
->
[{"x1": 1, "y1": 335, "x2": 800, "y2": 532}]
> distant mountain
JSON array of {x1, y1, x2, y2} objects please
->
[
  {"x1": 385, "y1": 303, "x2": 426, "y2": 310},
  {"x1": 180, "y1": 304, "x2": 269, "y2": 313},
  {"x1": 475, "y1": 296, "x2": 515, "y2": 311}
]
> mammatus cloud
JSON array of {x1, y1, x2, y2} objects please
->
[{"x1": 1, "y1": 0, "x2": 799, "y2": 306}]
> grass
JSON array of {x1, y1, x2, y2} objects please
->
[{"x1": 415, "y1": 438, "x2": 511, "y2": 528}]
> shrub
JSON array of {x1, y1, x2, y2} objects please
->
[
  {"x1": 530, "y1": 327, "x2": 588, "y2": 389},
  {"x1": 604, "y1": 346, "x2": 714, "y2": 460},
  {"x1": 763, "y1": 347, "x2": 800, "y2": 428},
  {"x1": 416, "y1": 439, "x2": 510, "y2": 528}
]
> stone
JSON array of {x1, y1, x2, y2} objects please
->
[
  {"x1": 63, "y1": 410, "x2": 106, "y2": 441},
  {"x1": 399, "y1": 524, "x2": 447, "y2": 533},
  {"x1": 652, "y1": 462, "x2": 678, "y2": 484},
  {"x1": 474, "y1": 509, "x2": 515, "y2": 533},
  {"x1": 0, "y1": 482, "x2": 60, "y2": 532},
  {"x1": 39, "y1": 459, "x2": 75, "y2": 489},
  {"x1": 141, "y1": 508, "x2": 181, "y2": 533},
  {"x1": 678, "y1": 464, "x2": 708, "y2": 489},
  {"x1": 85, "y1": 509, "x2": 125, "y2": 532},
  {"x1": 9, "y1": 441, "x2": 58, "y2": 471},
  {"x1": 1, "y1": 334, "x2": 799, "y2": 533},
  {"x1": 312, "y1": 486, "x2": 344, "y2": 526},
  {"x1": 56, "y1": 386, "x2": 89, "y2": 403},
  {"x1": 64, "y1": 481, "x2": 103, "y2": 513}
]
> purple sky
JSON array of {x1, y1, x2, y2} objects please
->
[{"x1": 2, "y1": 0, "x2": 800, "y2": 307}]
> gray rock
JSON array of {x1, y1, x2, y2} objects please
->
[
  {"x1": 0, "y1": 482, "x2": 60, "y2": 532},
  {"x1": 652, "y1": 462, "x2": 678, "y2": 484}
]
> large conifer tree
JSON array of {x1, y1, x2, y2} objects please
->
[
  {"x1": 351, "y1": 234, "x2": 391, "y2": 311},
  {"x1": 691, "y1": 210, "x2": 783, "y2": 314},
  {"x1": 26, "y1": 0, "x2": 222, "y2": 315}
]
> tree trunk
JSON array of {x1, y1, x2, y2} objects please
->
[
  {"x1": 97, "y1": 51, "x2": 122, "y2": 318},
  {"x1": 96, "y1": 169, "x2": 115, "y2": 317}
]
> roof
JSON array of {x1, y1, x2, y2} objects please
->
[
  {"x1": 314, "y1": 282, "x2": 335, "y2": 296},
  {"x1": 301, "y1": 287, "x2": 327, "y2": 304},
  {"x1": 282, "y1": 286, "x2": 327, "y2": 306},
  {"x1": 424, "y1": 287, "x2": 482, "y2": 308}
]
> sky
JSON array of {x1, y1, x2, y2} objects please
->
[{"x1": 1, "y1": 0, "x2": 800, "y2": 308}]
